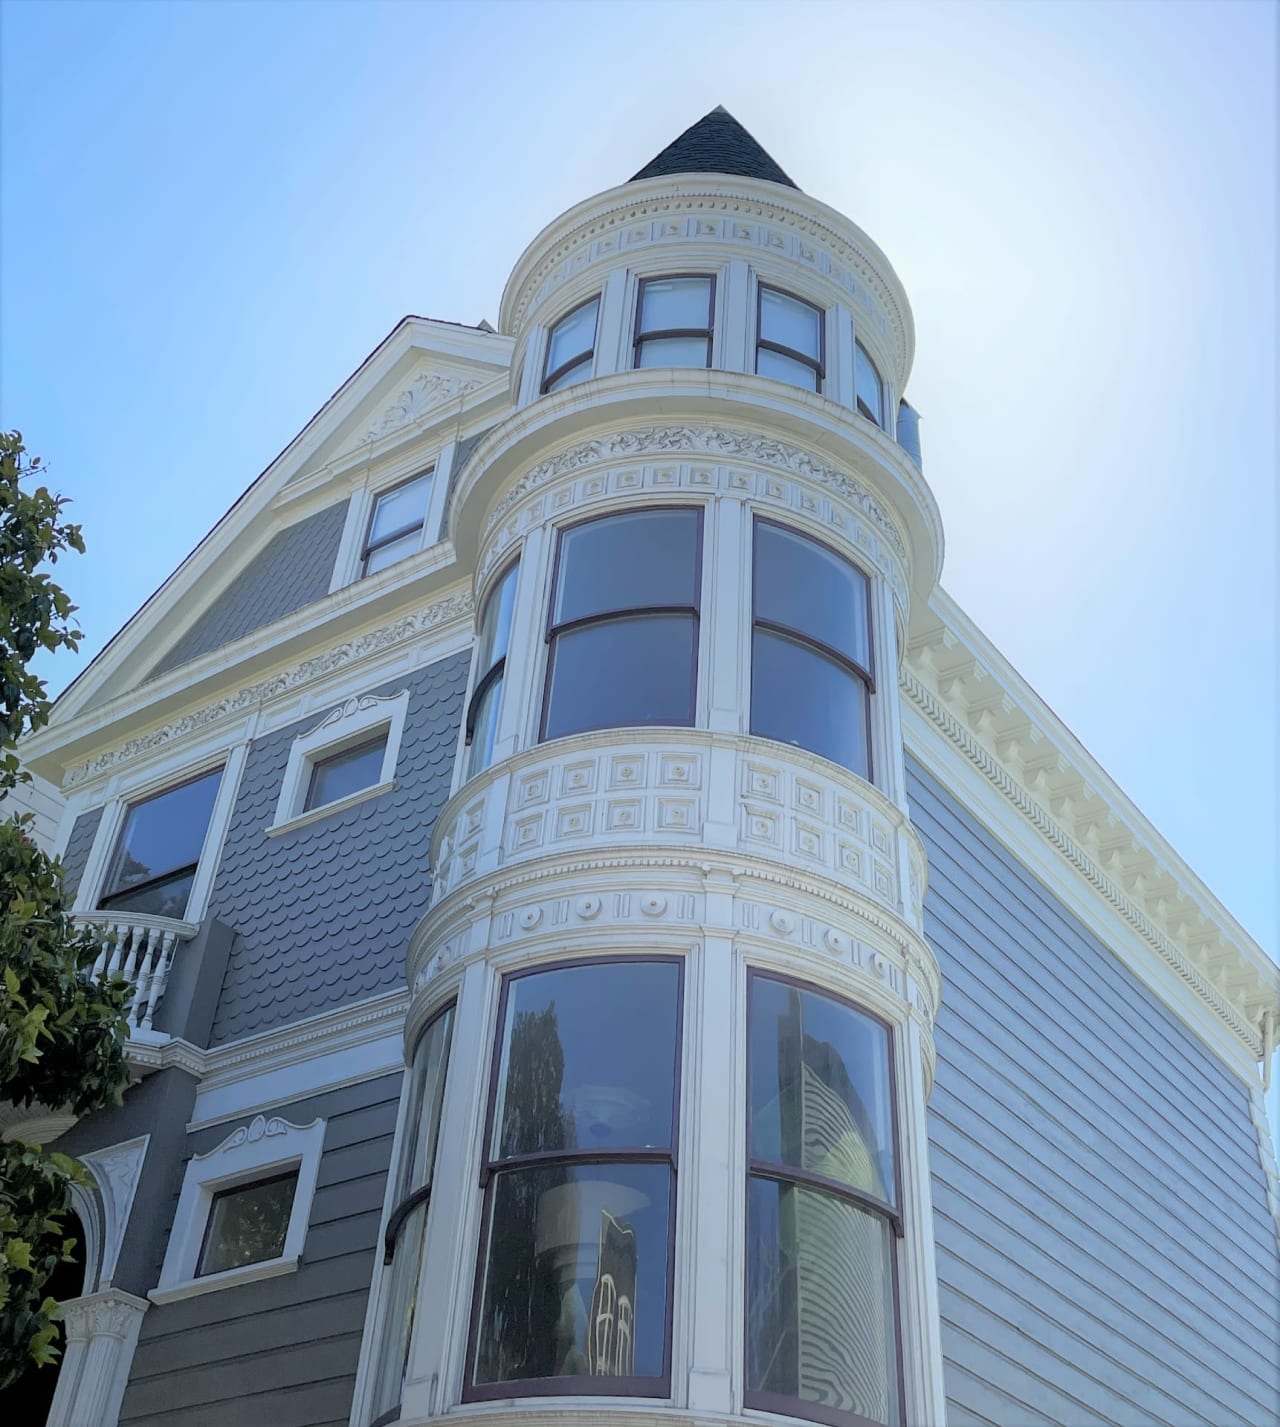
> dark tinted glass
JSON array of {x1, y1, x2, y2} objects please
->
[
  {"x1": 473, "y1": 1162, "x2": 671, "y2": 1386},
  {"x1": 99, "y1": 867, "x2": 197, "y2": 921},
  {"x1": 554, "y1": 510, "x2": 699, "y2": 624},
  {"x1": 493, "y1": 960, "x2": 680, "y2": 1159},
  {"x1": 197, "y1": 1172, "x2": 297, "y2": 1277},
  {"x1": 544, "y1": 615, "x2": 696, "y2": 739},
  {"x1": 747, "y1": 1178, "x2": 898, "y2": 1426},
  {"x1": 755, "y1": 522, "x2": 870, "y2": 669},
  {"x1": 749, "y1": 977, "x2": 895, "y2": 1203},
  {"x1": 102, "y1": 769, "x2": 223, "y2": 907},
  {"x1": 751, "y1": 630, "x2": 869, "y2": 778},
  {"x1": 304, "y1": 735, "x2": 386, "y2": 811}
]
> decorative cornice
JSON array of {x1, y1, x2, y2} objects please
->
[
  {"x1": 903, "y1": 613, "x2": 1279, "y2": 1060},
  {"x1": 361, "y1": 369, "x2": 483, "y2": 443},
  {"x1": 63, "y1": 591, "x2": 473, "y2": 788},
  {"x1": 482, "y1": 425, "x2": 906, "y2": 558}
]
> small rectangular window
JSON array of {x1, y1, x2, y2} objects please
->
[
  {"x1": 99, "y1": 768, "x2": 224, "y2": 920},
  {"x1": 304, "y1": 734, "x2": 388, "y2": 813},
  {"x1": 757, "y1": 286, "x2": 824, "y2": 392},
  {"x1": 363, "y1": 471, "x2": 433, "y2": 576},
  {"x1": 196, "y1": 1171, "x2": 299, "y2": 1278},
  {"x1": 855, "y1": 342, "x2": 884, "y2": 427},
  {"x1": 633, "y1": 275, "x2": 714, "y2": 369},
  {"x1": 542, "y1": 297, "x2": 600, "y2": 393}
]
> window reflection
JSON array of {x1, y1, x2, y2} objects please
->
[
  {"x1": 99, "y1": 768, "x2": 223, "y2": 919},
  {"x1": 466, "y1": 562, "x2": 519, "y2": 779}
]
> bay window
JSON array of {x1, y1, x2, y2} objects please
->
[
  {"x1": 466, "y1": 562, "x2": 519, "y2": 778},
  {"x1": 542, "y1": 507, "x2": 701, "y2": 741},
  {"x1": 466, "y1": 958, "x2": 682, "y2": 1400},
  {"x1": 746, "y1": 973, "x2": 902, "y2": 1427},
  {"x1": 854, "y1": 343, "x2": 884, "y2": 427},
  {"x1": 633, "y1": 275, "x2": 715, "y2": 368},
  {"x1": 542, "y1": 297, "x2": 600, "y2": 394},
  {"x1": 751, "y1": 520, "x2": 874, "y2": 780},
  {"x1": 757, "y1": 286, "x2": 824, "y2": 391}
]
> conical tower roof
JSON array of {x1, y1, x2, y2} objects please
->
[{"x1": 629, "y1": 106, "x2": 798, "y2": 189}]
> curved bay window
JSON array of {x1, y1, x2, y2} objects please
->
[
  {"x1": 757, "y1": 285, "x2": 824, "y2": 392},
  {"x1": 751, "y1": 520, "x2": 874, "y2": 780},
  {"x1": 542, "y1": 508, "x2": 702, "y2": 741},
  {"x1": 542, "y1": 297, "x2": 600, "y2": 394},
  {"x1": 746, "y1": 974, "x2": 903, "y2": 1427},
  {"x1": 466, "y1": 562, "x2": 519, "y2": 778},
  {"x1": 854, "y1": 343, "x2": 884, "y2": 427},
  {"x1": 368, "y1": 1005, "x2": 454, "y2": 1427},
  {"x1": 633, "y1": 275, "x2": 715, "y2": 368},
  {"x1": 466, "y1": 958, "x2": 683, "y2": 1400}
]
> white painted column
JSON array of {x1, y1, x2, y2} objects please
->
[
  {"x1": 872, "y1": 577, "x2": 907, "y2": 813},
  {"x1": 720, "y1": 261, "x2": 753, "y2": 375},
  {"x1": 45, "y1": 1289, "x2": 148, "y2": 1427},
  {"x1": 829, "y1": 301, "x2": 855, "y2": 409},
  {"x1": 594, "y1": 267, "x2": 630, "y2": 379},
  {"x1": 705, "y1": 496, "x2": 745, "y2": 736}
]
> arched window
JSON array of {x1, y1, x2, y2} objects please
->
[{"x1": 542, "y1": 297, "x2": 600, "y2": 393}]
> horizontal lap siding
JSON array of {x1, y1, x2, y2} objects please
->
[
  {"x1": 121, "y1": 1074, "x2": 401, "y2": 1427},
  {"x1": 907, "y1": 758, "x2": 1280, "y2": 1427}
]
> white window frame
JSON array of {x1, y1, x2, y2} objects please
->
[
  {"x1": 151, "y1": 1113, "x2": 325, "y2": 1304},
  {"x1": 268, "y1": 690, "x2": 409, "y2": 836},
  {"x1": 329, "y1": 453, "x2": 451, "y2": 593}
]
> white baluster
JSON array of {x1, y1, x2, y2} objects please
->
[{"x1": 139, "y1": 932, "x2": 177, "y2": 1032}]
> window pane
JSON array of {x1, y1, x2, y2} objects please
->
[
  {"x1": 855, "y1": 343, "x2": 884, "y2": 427},
  {"x1": 103, "y1": 769, "x2": 222, "y2": 905},
  {"x1": 639, "y1": 277, "x2": 711, "y2": 333},
  {"x1": 545, "y1": 615, "x2": 696, "y2": 739},
  {"x1": 397, "y1": 1006, "x2": 455, "y2": 1199},
  {"x1": 467, "y1": 673, "x2": 504, "y2": 778},
  {"x1": 752, "y1": 629, "x2": 869, "y2": 778},
  {"x1": 369, "y1": 1200, "x2": 428, "y2": 1423},
  {"x1": 369, "y1": 474, "x2": 431, "y2": 546},
  {"x1": 546, "y1": 299, "x2": 599, "y2": 377},
  {"x1": 545, "y1": 359, "x2": 594, "y2": 394},
  {"x1": 749, "y1": 977, "x2": 895, "y2": 1203},
  {"x1": 473, "y1": 1162, "x2": 671, "y2": 1386},
  {"x1": 364, "y1": 530, "x2": 423, "y2": 575},
  {"x1": 747, "y1": 1177, "x2": 898, "y2": 1427},
  {"x1": 760, "y1": 288, "x2": 821, "y2": 359},
  {"x1": 475, "y1": 564, "x2": 519, "y2": 677},
  {"x1": 304, "y1": 735, "x2": 386, "y2": 812},
  {"x1": 756, "y1": 346, "x2": 819, "y2": 391},
  {"x1": 99, "y1": 866, "x2": 197, "y2": 921},
  {"x1": 637, "y1": 335, "x2": 710, "y2": 368},
  {"x1": 755, "y1": 522, "x2": 871, "y2": 669},
  {"x1": 493, "y1": 960, "x2": 680, "y2": 1159},
  {"x1": 197, "y1": 1172, "x2": 297, "y2": 1277},
  {"x1": 554, "y1": 509, "x2": 699, "y2": 624}
]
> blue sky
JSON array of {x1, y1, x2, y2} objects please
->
[{"x1": 1, "y1": 0, "x2": 1275, "y2": 981}]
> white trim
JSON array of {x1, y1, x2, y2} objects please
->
[
  {"x1": 152, "y1": 1113, "x2": 325, "y2": 1301},
  {"x1": 45, "y1": 1289, "x2": 148, "y2": 1427},
  {"x1": 80, "y1": 1134, "x2": 150, "y2": 1290},
  {"x1": 330, "y1": 459, "x2": 441, "y2": 594},
  {"x1": 268, "y1": 689, "x2": 409, "y2": 832}
]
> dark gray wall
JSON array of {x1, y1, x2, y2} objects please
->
[
  {"x1": 207, "y1": 650, "x2": 469, "y2": 1044},
  {"x1": 909, "y1": 757, "x2": 1280, "y2": 1427},
  {"x1": 60, "y1": 806, "x2": 103, "y2": 898},
  {"x1": 147, "y1": 501, "x2": 349, "y2": 680},
  {"x1": 120, "y1": 1073, "x2": 402, "y2": 1427}
]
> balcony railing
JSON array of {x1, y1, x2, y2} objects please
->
[{"x1": 74, "y1": 913, "x2": 199, "y2": 1033}]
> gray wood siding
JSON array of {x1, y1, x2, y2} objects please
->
[
  {"x1": 120, "y1": 1074, "x2": 401, "y2": 1427},
  {"x1": 908, "y1": 757, "x2": 1280, "y2": 1427},
  {"x1": 58, "y1": 806, "x2": 102, "y2": 897}
]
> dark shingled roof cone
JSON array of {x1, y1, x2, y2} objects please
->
[{"x1": 630, "y1": 106, "x2": 798, "y2": 190}]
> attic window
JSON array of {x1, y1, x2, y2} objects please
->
[{"x1": 362, "y1": 471, "x2": 433, "y2": 575}]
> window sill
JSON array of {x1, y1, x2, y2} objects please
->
[
  {"x1": 149, "y1": 1253, "x2": 298, "y2": 1304},
  {"x1": 266, "y1": 780, "x2": 396, "y2": 837}
]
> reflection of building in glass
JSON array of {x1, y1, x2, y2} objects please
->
[
  {"x1": 772, "y1": 989, "x2": 890, "y2": 1421},
  {"x1": 588, "y1": 1210, "x2": 638, "y2": 1376}
]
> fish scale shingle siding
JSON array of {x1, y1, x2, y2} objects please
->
[
  {"x1": 59, "y1": 805, "x2": 103, "y2": 898},
  {"x1": 147, "y1": 500, "x2": 350, "y2": 680},
  {"x1": 207, "y1": 650, "x2": 469, "y2": 1044},
  {"x1": 908, "y1": 756, "x2": 1280, "y2": 1427}
]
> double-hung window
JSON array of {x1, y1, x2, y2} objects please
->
[
  {"x1": 99, "y1": 768, "x2": 223, "y2": 920},
  {"x1": 756, "y1": 286, "x2": 825, "y2": 391},
  {"x1": 633, "y1": 275, "x2": 715, "y2": 368},
  {"x1": 465, "y1": 562, "x2": 519, "y2": 779},
  {"x1": 466, "y1": 958, "x2": 682, "y2": 1399},
  {"x1": 542, "y1": 297, "x2": 600, "y2": 393},
  {"x1": 746, "y1": 973, "x2": 902, "y2": 1427},
  {"x1": 542, "y1": 508, "x2": 702, "y2": 741},
  {"x1": 751, "y1": 520, "x2": 874, "y2": 780},
  {"x1": 363, "y1": 471, "x2": 433, "y2": 576},
  {"x1": 368, "y1": 1005, "x2": 454, "y2": 1425},
  {"x1": 304, "y1": 735, "x2": 387, "y2": 813},
  {"x1": 855, "y1": 343, "x2": 884, "y2": 427}
]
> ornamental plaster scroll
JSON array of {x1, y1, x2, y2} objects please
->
[
  {"x1": 309, "y1": 690, "x2": 405, "y2": 738},
  {"x1": 505, "y1": 188, "x2": 910, "y2": 381},
  {"x1": 199, "y1": 1112, "x2": 299, "y2": 1159},
  {"x1": 63, "y1": 590, "x2": 474, "y2": 788},
  {"x1": 80, "y1": 1134, "x2": 149, "y2": 1290},
  {"x1": 902, "y1": 637, "x2": 1275, "y2": 1058},
  {"x1": 361, "y1": 369, "x2": 483, "y2": 444},
  {"x1": 481, "y1": 426, "x2": 907, "y2": 560}
]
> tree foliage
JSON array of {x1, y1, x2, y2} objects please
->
[{"x1": 0, "y1": 431, "x2": 133, "y2": 1388}]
